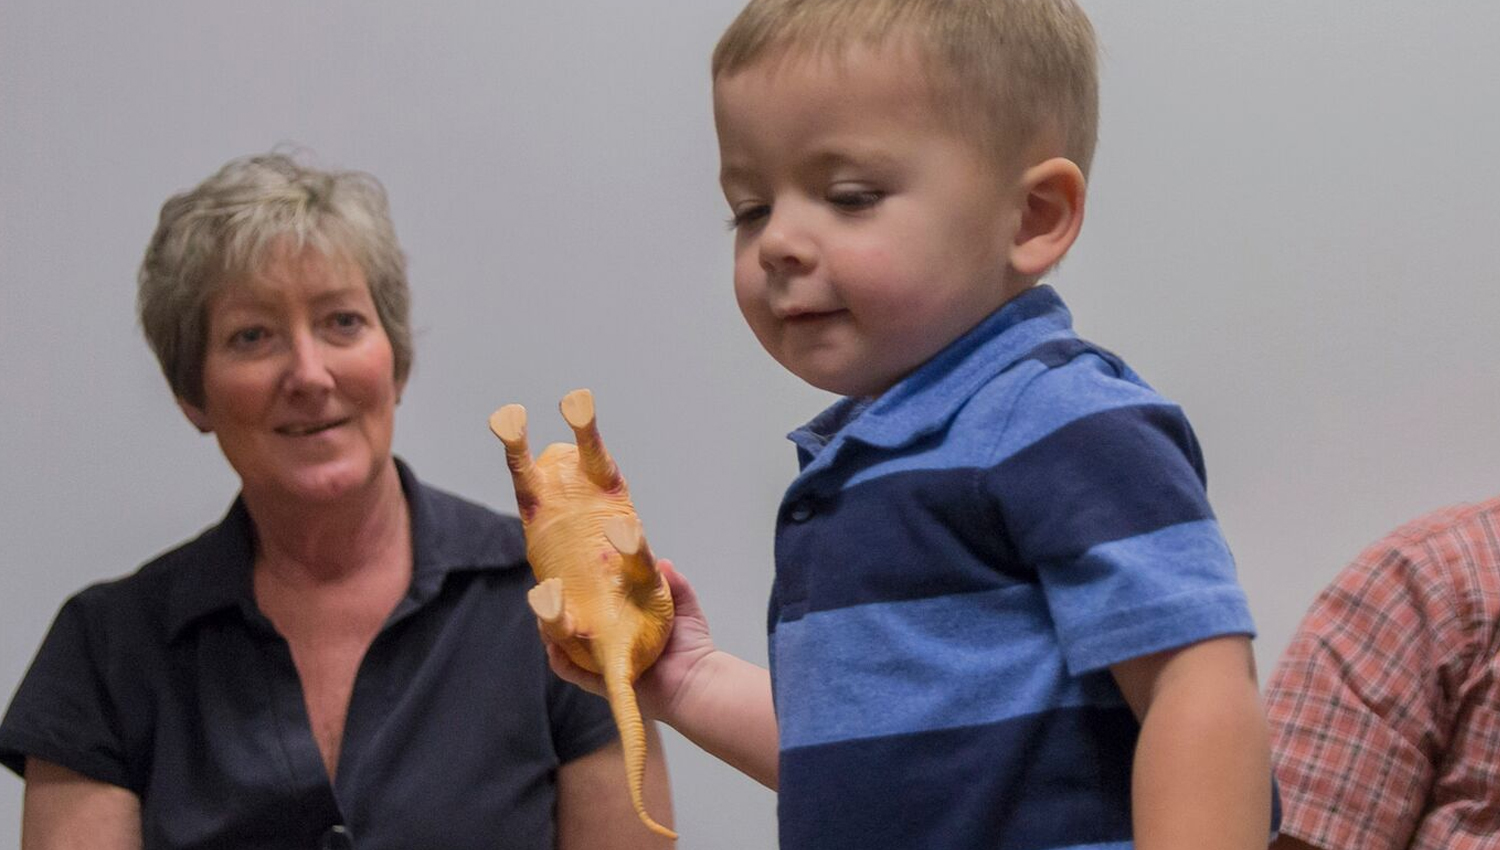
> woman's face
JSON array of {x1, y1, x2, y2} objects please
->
[{"x1": 179, "y1": 242, "x2": 403, "y2": 507}]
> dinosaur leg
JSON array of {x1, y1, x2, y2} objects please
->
[
  {"x1": 559, "y1": 389, "x2": 624, "y2": 493},
  {"x1": 489, "y1": 405, "x2": 541, "y2": 519},
  {"x1": 602, "y1": 515, "x2": 662, "y2": 594},
  {"x1": 527, "y1": 578, "x2": 577, "y2": 644}
]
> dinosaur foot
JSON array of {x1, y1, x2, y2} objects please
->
[
  {"x1": 527, "y1": 578, "x2": 577, "y2": 644},
  {"x1": 603, "y1": 516, "x2": 660, "y2": 591},
  {"x1": 560, "y1": 389, "x2": 624, "y2": 491}
]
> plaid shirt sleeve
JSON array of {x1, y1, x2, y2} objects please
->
[{"x1": 1265, "y1": 500, "x2": 1500, "y2": 850}]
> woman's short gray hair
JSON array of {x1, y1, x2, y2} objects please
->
[{"x1": 138, "y1": 151, "x2": 412, "y2": 408}]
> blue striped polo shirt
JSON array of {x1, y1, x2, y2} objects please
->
[{"x1": 769, "y1": 285, "x2": 1256, "y2": 849}]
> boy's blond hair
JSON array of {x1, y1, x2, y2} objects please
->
[{"x1": 712, "y1": 0, "x2": 1099, "y2": 177}]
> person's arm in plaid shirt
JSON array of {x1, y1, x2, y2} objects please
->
[{"x1": 1265, "y1": 503, "x2": 1500, "y2": 850}]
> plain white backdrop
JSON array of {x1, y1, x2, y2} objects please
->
[{"x1": 3, "y1": 2, "x2": 1498, "y2": 845}]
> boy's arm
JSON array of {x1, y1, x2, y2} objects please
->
[
  {"x1": 1111, "y1": 635, "x2": 1271, "y2": 850},
  {"x1": 659, "y1": 648, "x2": 779, "y2": 789},
  {"x1": 541, "y1": 561, "x2": 780, "y2": 789}
]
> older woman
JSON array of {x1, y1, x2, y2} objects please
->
[{"x1": 0, "y1": 153, "x2": 673, "y2": 849}]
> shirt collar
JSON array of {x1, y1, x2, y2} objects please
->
[
  {"x1": 166, "y1": 457, "x2": 525, "y2": 640},
  {"x1": 163, "y1": 498, "x2": 258, "y2": 641},
  {"x1": 789, "y1": 284, "x2": 1076, "y2": 467}
]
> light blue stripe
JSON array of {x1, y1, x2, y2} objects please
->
[
  {"x1": 1048, "y1": 519, "x2": 1253, "y2": 674},
  {"x1": 841, "y1": 361, "x2": 1165, "y2": 490},
  {"x1": 996, "y1": 356, "x2": 1166, "y2": 455},
  {"x1": 771, "y1": 586, "x2": 1123, "y2": 749},
  {"x1": 1050, "y1": 518, "x2": 1237, "y2": 622}
]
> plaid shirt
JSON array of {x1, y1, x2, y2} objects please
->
[{"x1": 1266, "y1": 497, "x2": 1500, "y2": 849}]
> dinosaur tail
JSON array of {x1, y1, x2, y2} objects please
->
[{"x1": 604, "y1": 647, "x2": 677, "y2": 840}]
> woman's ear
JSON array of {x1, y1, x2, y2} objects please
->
[
  {"x1": 176, "y1": 397, "x2": 212, "y2": 434},
  {"x1": 1009, "y1": 157, "x2": 1087, "y2": 277}
]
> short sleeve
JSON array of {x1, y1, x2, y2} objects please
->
[
  {"x1": 984, "y1": 364, "x2": 1255, "y2": 674},
  {"x1": 545, "y1": 673, "x2": 618, "y2": 764},
  {"x1": 0, "y1": 593, "x2": 133, "y2": 788},
  {"x1": 1266, "y1": 540, "x2": 1464, "y2": 849}
]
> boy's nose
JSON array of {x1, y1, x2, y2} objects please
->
[{"x1": 758, "y1": 211, "x2": 817, "y2": 275}]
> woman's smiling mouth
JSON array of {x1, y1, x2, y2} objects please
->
[{"x1": 276, "y1": 418, "x2": 350, "y2": 437}]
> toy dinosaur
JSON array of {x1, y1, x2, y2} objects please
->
[{"x1": 488, "y1": 389, "x2": 677, "y2": 840}]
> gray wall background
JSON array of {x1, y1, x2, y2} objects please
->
[{"x1": 3, "y1": 1, "x2": 1498, "y2": 844}]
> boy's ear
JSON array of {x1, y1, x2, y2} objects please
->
[
  {"x1": 176, "y1": 397, "x2": 213, "y2": 434},
  {"x1": 1009, "y1": 157, "x2": 1086, "y2": 277}
]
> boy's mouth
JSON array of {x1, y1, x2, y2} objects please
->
[{"x1": 779, "y1": 307, "x2": 846, "y2": 323}]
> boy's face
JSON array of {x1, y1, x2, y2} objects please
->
[{"x1": 715, "y1": 40, "x2": 1027, "y2": 398}]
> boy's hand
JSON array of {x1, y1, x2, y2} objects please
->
[
  {"x1": 539, "y1": 560, "x2": 717, "y2": 723},
  {"x1": 540, "y1": 560, "x2": 781, "y2": 788}
]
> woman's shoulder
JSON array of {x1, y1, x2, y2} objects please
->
[
  {"x1": 403, "y1": 468, "x2": 529, "y2": 572},
  {"x1": 58, "y1": 513, "x2": 249, "y2": 640},
  {"x1": 412, "y1": 477, "x2": 520, "y2": 530}
]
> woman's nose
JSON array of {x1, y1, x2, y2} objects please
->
[{"x1": 283, "y1": 331, "x2": 335, "y2": 395}]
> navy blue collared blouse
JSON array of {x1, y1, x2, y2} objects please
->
[{"x1": 0, "y1": 460, "x2": 616, "y2": 849}]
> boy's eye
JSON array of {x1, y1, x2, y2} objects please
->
[
  {"x1": 828, "y1": 189, "x2": 884, "y2": 211},
  {"x1": 727, "y1": 204, "x2": 770, "y2": 230}
]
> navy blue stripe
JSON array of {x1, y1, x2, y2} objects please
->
[
  {"x1": 771, "y1": 404, "x2": 1211, "y2": 623},
  {"x1": 772, "y1": 466, "x2": 1030, "y2": 625},
  {"x1": 778, "y1": 705, "x2": 1137, "y2": 850},
  {"x1": 986, "y1": 403, "x2": 1211, "y2": 562},
  {"x1": 1022, "y1": 337, "x2": 1121, "y2": 371}
]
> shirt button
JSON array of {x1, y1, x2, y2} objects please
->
[
  {"x1": 321, "y1": 825, "x2": 354, "y2": 850},
  {"x1": 788, "y1": 501, "x2": 814, "y2": 522}
]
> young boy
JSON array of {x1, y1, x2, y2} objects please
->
[{"x1": 548, "y1": 1, "x2": 1275, "y2": 846}]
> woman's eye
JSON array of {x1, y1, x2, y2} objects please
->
[
  {"x1": 727, "y1": 204, "x2": 770, "y2": 230},
  {"x1": 829, "y1": 189, "x2": 884, "y2": 211},
  {"x1": 227, "y1": 327, "x2": 268, "y2": 349},
  {"x1": 327, "y1": 311, "x2": 367, "y2": 335}
]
